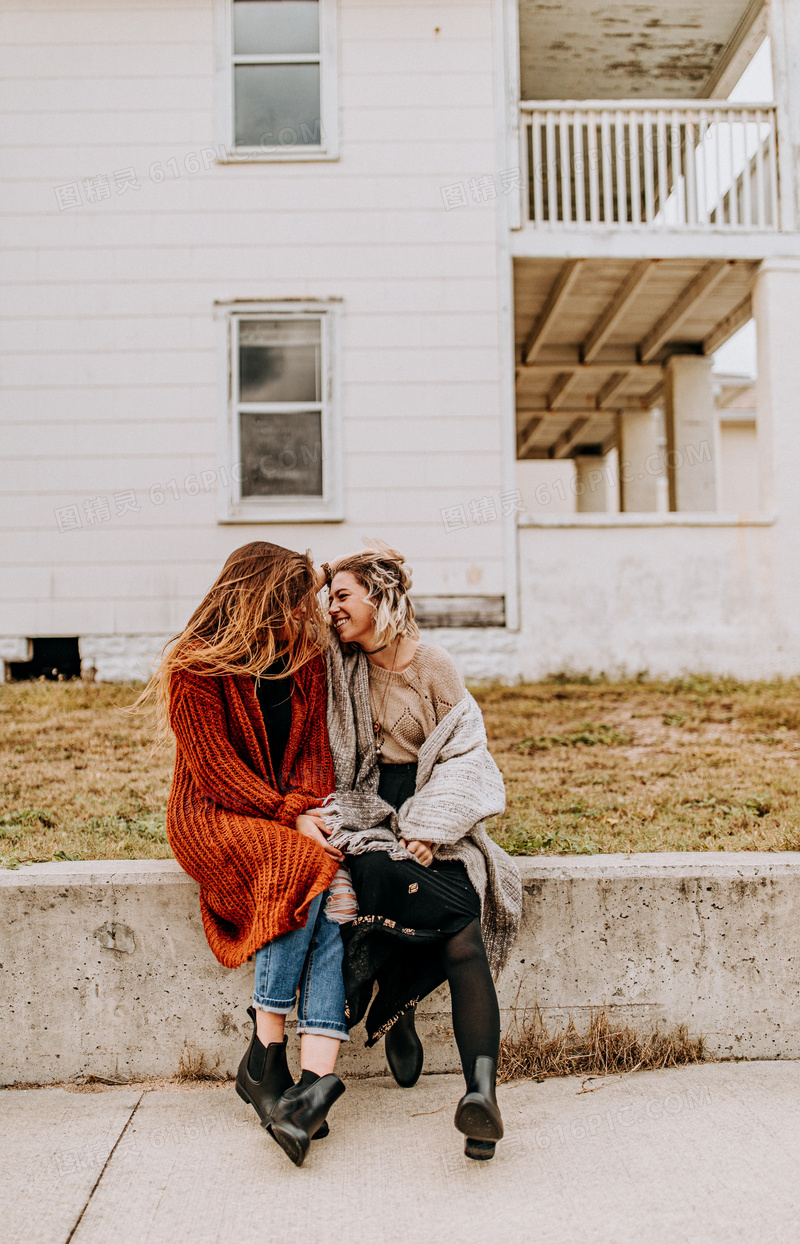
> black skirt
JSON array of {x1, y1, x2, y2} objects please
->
[{"x1": 342, "y1": 761, "x2": 480, "y2": 1044}]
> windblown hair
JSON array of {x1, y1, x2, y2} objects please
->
[
  {"x1": 137, "y1": 541, "x2": 327, "y2": 739},
  {"x1": 325, "y1": 541, "x2": 420, "y2": 651}
]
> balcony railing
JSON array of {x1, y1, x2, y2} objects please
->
[{"x1": 520, "y1": 100, "x2": 780, "y2": 231}]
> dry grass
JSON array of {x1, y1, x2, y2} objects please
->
[
  {"x1": 498, "y1": 1003, "x2": 708, "y2": 1085},
  {"x1": 0, "y1": 681, "x2": 173, "y2": 868},
  {"x1": 176, "y1": 1044, "x2": 224, "y2": 1082},
  {"x1": 2, "y1": 673, "x2": 800, "y2": 866},
  {"x1": 481, "y1": 674, "x2": 800, "y2": 855}
]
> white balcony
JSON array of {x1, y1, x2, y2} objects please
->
[{"x1": 512, "y1": 100, "x2": 792, "y2": 261}]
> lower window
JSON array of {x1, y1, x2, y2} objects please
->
[{"x1": 219, "y1": 305, "x2": 341, "y2": 522}]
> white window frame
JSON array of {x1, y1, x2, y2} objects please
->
[
  {"x1": 214, "y1": 0, "x2": 339, "y2": 162},
  {"x1": 217, "y1": 301, "x2": 343, "y2": 523}
]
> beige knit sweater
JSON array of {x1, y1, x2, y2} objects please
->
[{"x1": 367, "y1": 643, "x2": 466, "y2": 763}]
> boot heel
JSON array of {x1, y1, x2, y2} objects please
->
[
  {"x1": 454, "y1": 1055, "x2": 504, "y2": 1146},
  {"x1": 454, "y1": 1097, "x2": 504, "y2": 1141},
  {"x1": 235, "y1": 1083, "x2": 253, "y2": 1107}
]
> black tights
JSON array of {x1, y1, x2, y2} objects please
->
[{"x1": 440, "y1": 918, "x2": 500, "y2": 1079}]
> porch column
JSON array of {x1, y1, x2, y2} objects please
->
[
  {"x1": 574, "y1": 454, "x2": 612, "y2": 513},
  {"x1": 752, "y1": 259, "x2": 800, "y2": 664},
  {"x1": 618, "y1": 408, "x2": 664, "y2": 512},
  {"x1": 770, "y1": 0, "x2": 800, "y2": 231},
  {"x1": 663, "y1": 355, "x2": 719, "y2": 512}
]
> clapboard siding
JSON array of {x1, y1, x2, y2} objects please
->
[
  {"x1": 1, "y1": 278, "x2": 501, "y2": 318},
  {"x1": 0, "y1": 0, "x2": 507, "y2": 638},
  {"x1": 4, "y1": 415, "x2": 499, "y2": 459}
]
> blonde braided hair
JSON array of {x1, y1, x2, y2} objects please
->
[{"x1": 325, "y1": 541, "x2": 420, "y2": 650}]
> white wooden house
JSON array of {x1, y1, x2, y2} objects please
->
[{"x1": 3, "y1": 0, "x2": 800, "y2": 681}]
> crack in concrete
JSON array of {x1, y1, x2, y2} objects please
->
[{"x1": 63, "y1": 1090, "x2": 146, "y2": 1244}]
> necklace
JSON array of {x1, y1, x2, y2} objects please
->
[{"x1": 371, "y1": 642, "x2": 398, "y2": 757}]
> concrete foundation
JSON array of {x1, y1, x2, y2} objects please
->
[{"x1": 3, "y1": 853, "x2": 800, "y2": 1086}]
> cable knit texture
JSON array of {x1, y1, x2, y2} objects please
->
[
  {"x1": 368, "y1": 643, "x2": 466, "y2": 763},
  {"x1": 166, "y1": 655, "x2": 337, "y2": 969}
]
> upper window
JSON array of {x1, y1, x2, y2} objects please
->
[
  {"x1": 218, "y1": 305, "x2": 342, "y2": 522},
  {"x1": 217, "y1": 0, "x2": 338, "y2": 161}
]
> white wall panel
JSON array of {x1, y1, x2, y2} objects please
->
[
  {"x1": 2, "y1": 351, "x2": 215, "y2": 388},
  {"x1": 343, "y1": 450, "x2": 501, "y2": 490},
  {"x1": 344, "y1": 349, "x2": 499, "y2": 387},
  {"x1": 343, "y1": 383, "x2": 501, "y2": 418},
  {"x1": 0, "y1": 43, "x2": 212, "y2": 78},
  {"x1": 0, "y1": 76, "x2": 212, "y2": 112},
  {"x1": 341, "y1": 72, "x2": 496, "y2": 110},
  {"x1": 339, "y1": 41, "x2": 492, "y2": 77},
  {"x1": 343, "y1": 312, "x2": 500, "y2": 351},
  {"x1": 1, "y1": 0, "x2": 507, "y2": 638},
  {"x1": 5, "y1": 210, "x2": 496, "y2": 250},
  {"x1": 3, "y1": 245, "x2": 497, "y2": 284},
  {"x1": 0, "y1": 315, "x2": 214, "y2": 354},
  {"x1": 0, "y1": 9, "x2": 208, "y2": 43},
  {"x1": 339, "y1": 6, "x2": 492, "y2": 41},
  {"x1": 4, "y1": 423, "x2": 214, "y2": 459},
  {"x1": 2, "y1": 385, "x2": 215, "y2": 423},
  {"x1": 343, "y1": 418, "x2": 499, "y2": 454}
]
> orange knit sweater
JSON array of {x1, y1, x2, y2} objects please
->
[{"x1": 166, "y1": 654, "x2": 338, "y2": 969}]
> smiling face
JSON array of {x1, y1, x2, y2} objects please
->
[{"x1": 328, "y1": 570, "x2": 377, "y2": 647}]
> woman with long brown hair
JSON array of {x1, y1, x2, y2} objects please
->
[{"x1": 141, "y1": 541, "x2": 354, "y2": 1167}]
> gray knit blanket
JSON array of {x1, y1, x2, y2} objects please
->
[{"x1": 323, "y1": 640, "x2": 522, "y2": 975}]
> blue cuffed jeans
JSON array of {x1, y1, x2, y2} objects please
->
[{"x1": 253, "y1": 890, "x2": 349, "y2": 1041}]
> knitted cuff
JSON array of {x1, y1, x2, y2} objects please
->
[{"x1": 277, "y1": 790, "x2": 320, "y2": 829}]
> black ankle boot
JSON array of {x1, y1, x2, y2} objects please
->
[
  {"x1": 235, "y1": 1011, "x2": 330, "y2": 1140},
  {"x1": 268, "y1": 1070, "x2": 346, "y2": 1168},
  {"x1": 385, "y1": 1008, "x2": 424, "y2": 1088},
  {"x1": 454, "y1": 1055, "x2": 504, "y2": 1160},
  {"x1": 235, "y1": 1007, "x2": 294, "y2": 1125}
]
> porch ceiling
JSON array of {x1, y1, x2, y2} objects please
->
[
  {"x1": 514, "y1": 255, "x2": 759, "y2": 459},
  {"x1": 519, "y1": 0, "x2": 765, "y2": 101}
]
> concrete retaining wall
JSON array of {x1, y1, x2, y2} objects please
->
[{"x1": 3, "y1": 854, "x2": 800, "y2": 1085}]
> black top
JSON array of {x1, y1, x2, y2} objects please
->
[
  {"x1": 342, "y1": 758, "x2": 481, "y2": 1044},
  {"x1": 253, "y1": 655, "x2": 294, "y2": 783}
]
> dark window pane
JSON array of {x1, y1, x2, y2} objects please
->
[
  {"x1": 238, "y1": 318, "x2": 321, "y2": 402},
  {"x1": 240, "y1": 411, "x2": 323, "y2": 497},
  {"x1": 233, "y1": 0, "x2": 319, "y2": 56},
  {"x1": 234, "y1": 63, "x2": 321, "y2": 148}
]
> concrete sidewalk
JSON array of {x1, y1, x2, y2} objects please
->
[{"x1": 5, "y1": 1062, "x2": 800, "y2": 1244}]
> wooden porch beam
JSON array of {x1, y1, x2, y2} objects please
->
[
  {"x1": 581, "y1": 261, "x2": 656, "y2": 363},
  {"x1": 518, "y1": 361, "x2": 662, "y2": 374},
  {"x1": 702, "y1": 295, "x2": 753, "y2": 356},
  {"x1": 639, "y1": 261, "x2": 733, "y2": 363},
  {"x1": 521, "y1": 260, "x2": 584, "y2": 365},
  {"x1": 596, "y1": 371, "x2": 632, "y2": 410},
  {"x1": 643, "y1": 379, "x2": 665, "y2": 407},
  {"x1": 547, "y1": 371, "x2": 581, "y2": 410},
  {"x1": 516, "y1": 414, "x2": 544, "y2": 459},
  {"x1": 551, "y1": 416, "x2": 591, "y2": 459},
  {"x1": 702, "y1": 0, "x2": 768, "y2": 99}
]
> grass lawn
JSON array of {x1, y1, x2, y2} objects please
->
[{"x1": 2, "y1": 675, "x2": 800, "y2": 869}]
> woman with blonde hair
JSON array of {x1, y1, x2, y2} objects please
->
[
  {"x1": 322, "y1": 545, "x2": 522, "y2": 1161},
  {"x1": 143, "y1": 541, "x2": 353, "y2": 1167}
]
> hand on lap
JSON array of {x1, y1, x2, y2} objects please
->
[{"x1": 400, "y1": 838, "x2": 434, "y2": 867}]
